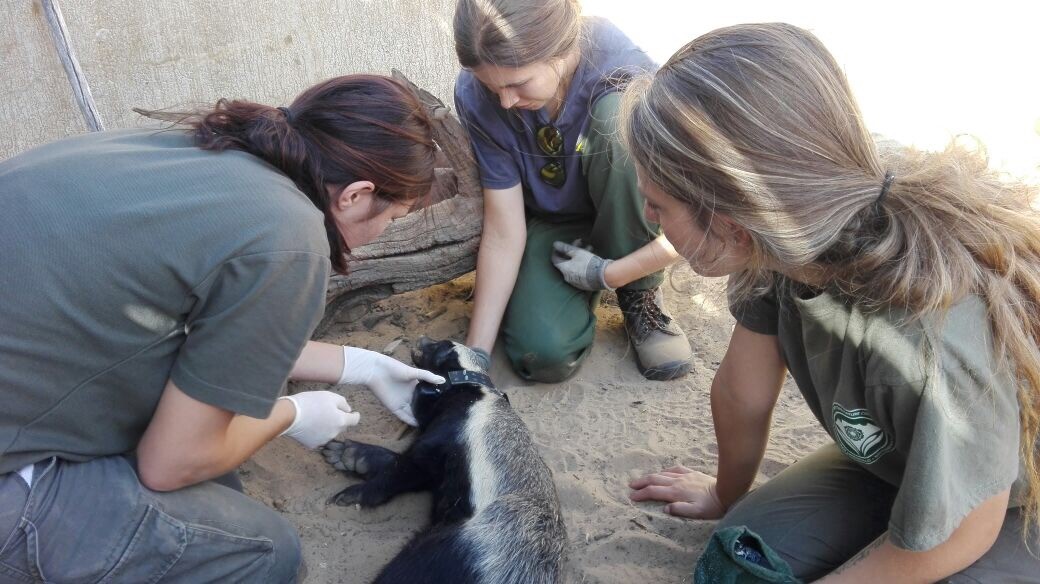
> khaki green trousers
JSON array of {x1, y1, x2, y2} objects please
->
[
  {"x1": 500, "y1": 93, "x2": 663, "y2": 382},
  {"x1": 713, "y1": 444, "x2": 1040, "y2": 583}
]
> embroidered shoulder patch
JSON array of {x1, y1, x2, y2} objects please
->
[{"x1": 831, "y1": 403, "x2": 894, "y2": 464}]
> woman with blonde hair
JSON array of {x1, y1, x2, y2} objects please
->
[
  {"x1": 452, "y1": 0, "x2": 693, "y2": 382},
  {"x1": 623, "y1": 23, "x2": 1040, "y2": 582}
]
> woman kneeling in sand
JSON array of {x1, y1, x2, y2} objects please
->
[
  {"x1": 623, "y1": 23, "x2": 1040, "y2": 582},
  {"x1": 0, "y1": 75, "x2": 443, "y2": 582}
]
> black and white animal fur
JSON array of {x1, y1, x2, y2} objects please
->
[{"x1": 321, "y1": 338, "x2": 566, "y2": 584}]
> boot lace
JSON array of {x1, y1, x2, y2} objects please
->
[{"x1": 619, "y1": 289, "x2": 673, "y2": 342}]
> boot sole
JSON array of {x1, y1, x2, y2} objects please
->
[{"x1": 637, "y1": 358, "x2": 692, "y2": 381}]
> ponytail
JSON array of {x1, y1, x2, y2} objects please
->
[
  {"x1": 622, "y1": 22, "x2": 1040, "y2": 536},
  {"x1": 837, "y1": 143, "x2": 1040, "y2": 534},
  {"x1": 138, "y1": 74, "x2": 437, "y2": 273}
]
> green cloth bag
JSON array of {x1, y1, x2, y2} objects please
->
[{"x1": 693, "y1": 526, "x2": 803, "y2": 584}]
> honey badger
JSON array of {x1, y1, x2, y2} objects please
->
[{"x1": 322, "y1": 337, "x2": 566, "y2": 584}]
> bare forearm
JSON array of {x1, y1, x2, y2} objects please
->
[
  {"x1": 289, "y1": 340, "x2": 344, "y2": 383},
  {"x1": 709, "y1": 326, "x2": 786, "y2": 508},
  {"x1": 466, "y1": 230, "x2": 524, "y2": 351},
  {"x1": 222, "y1": 400, "x2": 297, "y2": 461},
  {"x1": 190, "y1": 401, "x2": 296, "y2": 482},
  {"x1": 603, "y1": 234, "x2": 680, "y2": 289},
  {"x1": 139, "y1": 393, "x2": 296, "y2": 491},
  {"x1": 814, "y1": 533, "x2": 962, "y2": 584},
  {"x1": 711, "y1": 384, "x2": 773, "y2": 507}
]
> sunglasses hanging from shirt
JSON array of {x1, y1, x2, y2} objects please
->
[{"x1": 536, "y1": 124, "x2": 566, "y2": 187}]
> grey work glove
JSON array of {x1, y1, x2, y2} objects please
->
[
  {"x1": 551, "y1": 239, "x2": 614, "y2": 291},
  {"x1": 469, "y1": 347, "x2": 491, "y2": 372}
]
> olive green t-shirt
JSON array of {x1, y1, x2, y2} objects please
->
[
  {"x1": 730, "y1": 278, "x2": 1023, "y2": 551},
  {"x1": 0, "y1": 129, "x2": 331, "y2": 473}
]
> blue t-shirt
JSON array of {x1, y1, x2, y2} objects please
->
[{"x1": 454, "y1": 17, "x2": 656, "y2": 217}]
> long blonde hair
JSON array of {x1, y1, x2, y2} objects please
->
[{"x1": 622, "y1": 22, "x2": 1040, "y2": 531}]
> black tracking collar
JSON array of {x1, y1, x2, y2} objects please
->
[
  {"x1": 440, "y1": 367, "x2": 505, "y2": 399},
  {"x1": 423, "y1": 370, "x2": 507, "y2": 401},
  {"x1": 446, "y1": 370, "x2": 501, "y2": 395}
]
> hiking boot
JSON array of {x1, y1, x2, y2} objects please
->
[{"x1": 617, "y1": 287, "x2": 693, "y2": 380}]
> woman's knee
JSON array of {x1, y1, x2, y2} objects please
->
[
  {"x1": 144, "y1": 477, "x2": 303, "y2": 583},
  {"x1": 258, "y1": 511, "x2": 303, "y2": 583},
  {"x1": 502, "y1": 300, "x2": 596, "y2": 382},
  {"x1": 506, "y1": 334, "x2": 591, "y2": 382},
  {"x1": 702, "y1": 521, "x2": 826, "y2": 582},
  {"x1": 511, "y1": 352, "x2": 583, "y2": 382},
  {"x1": 709, "y1": 448, "x2": 894, "y2": 581}
]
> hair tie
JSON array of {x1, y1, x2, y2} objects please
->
[
  {"x1": 277, "y1": 106, "x2": 293, "y2": 123},
  {"x1": 876, "y1": 171, "x2": 895, "y2": 207}
]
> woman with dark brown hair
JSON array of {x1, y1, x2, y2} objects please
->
[{"x1": 0, "y1": 74, "x2": 442, "y2": 582}]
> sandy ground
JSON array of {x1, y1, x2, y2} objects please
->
[{"x1": 242, "y1": 267, "x2": 830, "y2": 584}]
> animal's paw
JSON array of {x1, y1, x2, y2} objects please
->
[
  {"x1": 328, "y1": 484, "x2": 366, "y2": 507},
  {"x1": 322, "y1": 440, "x2": 363, "y2": 474},
  {"x1": 322, "y1": 440, "x2": 397, "y2": 478}
]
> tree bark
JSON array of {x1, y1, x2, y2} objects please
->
[{"x1": 316, "y1": 70, "x2": 483, "y2": 336}]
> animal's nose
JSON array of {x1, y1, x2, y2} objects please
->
[{"x1": 412, "y1": 336, "x2": 435, "y2": 365}]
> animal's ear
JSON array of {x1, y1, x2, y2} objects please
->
[{"x1": 412, "y1": 337, "x2": 449, "y2": 371}]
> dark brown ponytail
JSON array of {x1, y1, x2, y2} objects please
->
[{"x1": 142, "y1": 75, "x2": 437, "y2": 273}]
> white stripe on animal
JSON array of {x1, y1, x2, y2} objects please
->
[
  {"x1": 464, "y1": 392, "x2": 498, "y2": 512},
  {"x1": 455, "y1": 347, "x2": 485, "y2": 373}
]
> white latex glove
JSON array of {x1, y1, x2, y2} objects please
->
[
  {"x1": 278, "y1": 391, "x2": 360, "y2": 449},
  {"x1": 338, "y1": 346, "x2": 446, "y2": 426}
]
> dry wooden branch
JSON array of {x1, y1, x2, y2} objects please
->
[
  {"x1": 315, "y1": 71, "x2": 483, "y2": 335},
  {"x1": 40, "y1": 0, "x2": 104, "y2": 132}
]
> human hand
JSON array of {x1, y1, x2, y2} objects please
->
[
  {"x1": 628, "y1": 465, "x2": 726, "y2": 519},
  {"x1": 278, "y1": 391, "x2": 360, "y2": 449},
  {"x1": 338, "y1": 346, "x2": 445, "y2": 426},
  {"x1": 551, "y1": 239, "x2": 614, "y2": 291}
]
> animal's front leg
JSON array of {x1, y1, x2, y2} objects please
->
[
  {"x1": 323, "y1": 442, "x2": 433, "y2": 507},
  {"x1": 322, "y1": 440, "x2": 399, "y2": 479}
]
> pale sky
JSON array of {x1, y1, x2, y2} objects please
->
[{"x1": 583, "y1": 0, "x2": 1040, "y2": 183}]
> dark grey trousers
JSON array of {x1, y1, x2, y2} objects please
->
[
  {"x1": 0, "y1": 456, "x2": 301, "y2": 583},
  {"x1": 713, "y1": 443, "x2": 1039, "y2": 583}
]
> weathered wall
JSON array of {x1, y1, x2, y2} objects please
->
[
  {"x1": 1, "y1": 2, "x2": 87, "y2": 158},
  {"x1": 0, "y1": 0, "x2": 460, "y2": 160}
]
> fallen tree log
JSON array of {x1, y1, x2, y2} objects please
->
[{"x1": 316, "y1": 70, "x2": 483, "y2": 336}]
